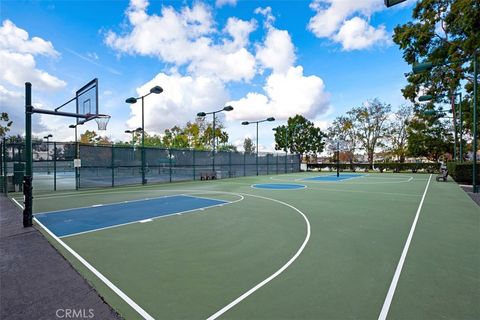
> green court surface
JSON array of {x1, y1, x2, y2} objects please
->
[{"x1": 11, "y1": 172, "x2": 480, "y2": 320}]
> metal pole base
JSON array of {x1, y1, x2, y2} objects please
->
[{"x1": 22, "y1": 175, "x2": 33, "y2": 227}]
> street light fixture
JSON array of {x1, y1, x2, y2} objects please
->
[
  {"x1": 125, "y1": 127, "x2": 143, "y2": 146},
  {"x1": 125, "y1": 85, "x2": 163, "y2": 185},
  {"x1": 242, "y1": 117, "x2": 275, "y2": 175},
  {"x1": 413, "y1": 56, "x2": 477, "y2": 192},
  {"x1": 384, "y1": 0, "x2": 406, "y2": 7},
  {"x1": 43, "y1": 134, "x2": 53, "y2": 175},
  {"x1": 196, "y1": 105, "x2": 234, "y2": 172}
]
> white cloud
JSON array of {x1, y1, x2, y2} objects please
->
[
  {"x1": 0, "y1": 20, "x2": 58, "y2": 57},
  {"x1": 256, "y1": 28, "x2": 295, "y2": 73},
  {"x1": 0, "y1": 20, "x2": 66, "y2": 90},
  {"x1": 307, "y1": 0, "x2": 390, "y2": 50},
  {"x1": 226, "y1": 66, "x2": 329, "y2": 121},
  {"x1": 108, "y1": 3, "x2": 331, "y2": 146},
  {"x1": 334, "y1": 17, "x2": 390, "y2": 50},
  {"x1": 254, "y1": 7, "x2": 275, "y2": 28},
  {"x1": 105, "y1": 1, "x2": 256, "y2": 82},
  {"x1": 227, "y1": 15, "x2": 329, "y2": 122},
  {"x1": 126, "y1": 72, "x2": 229, "y2": 133},
  {"x1": 216, "y1": 0, "x2": 237, "y2": 8}
]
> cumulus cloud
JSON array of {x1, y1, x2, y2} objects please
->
[
  {"x1": 334, "y1": 17, "x2": 390, "y2": 50},
  {"x1": 126, "y1": 72, "x2": 229, "y2": 133},
  {"x1": 307, "y1": 0, "x2": 390, "y2": 51},
  {"x1": 226, "y1": 66, "x2": 328, "y2": 121},
  {"x1": 105, "y1": 1, "x2": 256, "y2": 82},
  {"x1": 108, "y1": 3, "x2": 330, "y2": 140},
  {"x1": 227, "y1": 10, "x2": 329, "y2": 122},
  {"x1": 0, "y1": 20, "x2": 66, "y2": 90},
  {"x1": 256, "y1": 28, "x2": 295, "y2": 74},
  {"x1": 216, "y1": 0, "x2": 237, "y2": 7}
]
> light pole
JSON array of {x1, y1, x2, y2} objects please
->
[
  {"x1": 242, "y1": 117, "x2": 275, "y2": 175},
  {"x1": 43, "y1": 134, "x2": 52, "y2": 174},
  {"x1": 197, "y1": 106, "x2": 234, "y2": 172},
  {"x1": 125, "y1": 127, "x2": 143, "y2": 146},
  {"x1": 69, "y1": 124, "x2": 83, "y2": 190},
  {"x1": 419, "y1": 92, "x2": 464, "y2": 162},
  {"x1": 125, "y1": 85, "x2": 163, "y2": 185},
  {"x1": 413, "y1": 53, "x2": 478, "y2": 192}
]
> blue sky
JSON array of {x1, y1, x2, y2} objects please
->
[{"x1": 0, "y1": 0, "x2": 414, "y2": 151}]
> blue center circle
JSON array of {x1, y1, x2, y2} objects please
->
[{"x1": 252, "y1": 183, "x2": 306, "y2": 190}]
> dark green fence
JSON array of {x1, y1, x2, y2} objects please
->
[{"x1": 0, "y1": 142, "x2": 300, "y2": 192}]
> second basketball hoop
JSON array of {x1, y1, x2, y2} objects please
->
[{"x1": 94, "y1": 114, "x2": 111, "y2": 131}]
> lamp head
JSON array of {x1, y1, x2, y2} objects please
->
[
  {"x1": 125, "y1": 130, "x2": 132, "y2": 134},
  {"x1": 418, "y1": 95, "x2": 433, "y2": 102},
  {"x1": 69, "y1": 125, "x2": 76, "y2": 129},
  {"x1": 384, "y1": 0, "x2": 407, "y2": 7},
  {"x1": 197, "y1": 112, "x2": 207, "y2": 117},
  {"x1": 7, "y1": 121, "x2": 13, "y2": 127},
  {"x1": 412, "y1": 62, "x2": 434, "y2": 74},
  {"x1": 125, "y1": 97, "x2": 137, "y2": 104},
  {"x1": 223, "y1": 105, "x2": 234, "y2": 112},
  {"x1": 150, "y1": 86, "x2": 163, "y2": 94},
  {"x1": 241, "y1": 121, "x2": 249, "y2": 125},
  {"x1": 267, "y1": 117, "x2": 275, "y2": 122}
]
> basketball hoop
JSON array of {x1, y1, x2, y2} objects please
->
[{"x1": 94, "y1": 114, "x2": 111, "y2": 131}]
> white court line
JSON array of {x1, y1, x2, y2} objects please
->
[
  {"x1": 59, "y1": 194, "x2": 244, "y2": 239},
  {"x1": 270, "y1": 174, "x2": 415, "y2": 185},
  {"x1": 378, "y1": 174, "x2": 432, "y2": 320},
  {"x1": 34, "y1": 194, "x2": 183, "y2": 215},
  {"x1": 10, "y1": 199, "x2": 155, "y2": 320},
  {"x1": 250, "y1": 183, "x2": 307, "y2": 190},
  {"x1": 206, "y1": 193, "x2": 311, "y2": 320}
]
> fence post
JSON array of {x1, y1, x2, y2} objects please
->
[
  {"x1": 169, "y1": 148, "x2": 172, "y2": 183},
  {"x1": 229, "y1": 151, "x2": 232, "y2": 178},
  {"x1": 193, "y1": 149, "x2": 196, "y2": 181},
  {"x1": 2, "y1": 139, "x2": 6, "y2": 194},
  {"x1": 267, "y1": 153, "x2": 269, "y2": 175},
  {"x1": 244, "y1": 152, "x2": 246, "y2": 176},
  {"x1": 75, "y1": 142, "x2": 79, "y2": 190},
  {"x1": 276, "y1": 154, "x2": 278, "y2": 174},
  {"x1": 111, "y1": 145, "x2": 115, "y2": 187},
  {"x1": 53, "y1": 142, "x2": 57, "y2": 191}
]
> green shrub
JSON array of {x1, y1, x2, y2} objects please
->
[
  {"x1": 307, "y1": 162, "x2": 438, "y2": 173},
  {"x1": 446, "y1": 162, "x2": 480, "y2": 183}
]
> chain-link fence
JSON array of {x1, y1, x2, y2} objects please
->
[{"x1": 0, "y1": 141, "x2": 300, "y2": 192}]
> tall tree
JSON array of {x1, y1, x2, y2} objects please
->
[
  {"x1": 349, "y1": 99, "x2": 391, "y2": 167},
  {"x1": 163, "y1": 126, "x2": 189, "y2": 148},
  {"x1": 389, "y1": 104, "x2": 413, "y2": 162},
  {"x1": 80, "y1": 130, "x2": 97, "y2": 144},
  {"x1": 393, "y1": 0, "x2": 480, "y2": 134},
  {"x1": 327, "y1": 114, "x2": 358, "y2": 167},
  {"x1": 406, "y1": 108, "x2": 454, "y2": 161},
  {"x1": 243, "y1": 137, "x2": 255, "y2": 153},
  {"x1": 0, "y1": 112, "x2": 12, "y2": 138},
  {"x1": 80, "y1": 130, "x2": 111, "y2": 144},
  {"x1": 273, "y1": 115, "x2": 326, "y2": 158}
]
